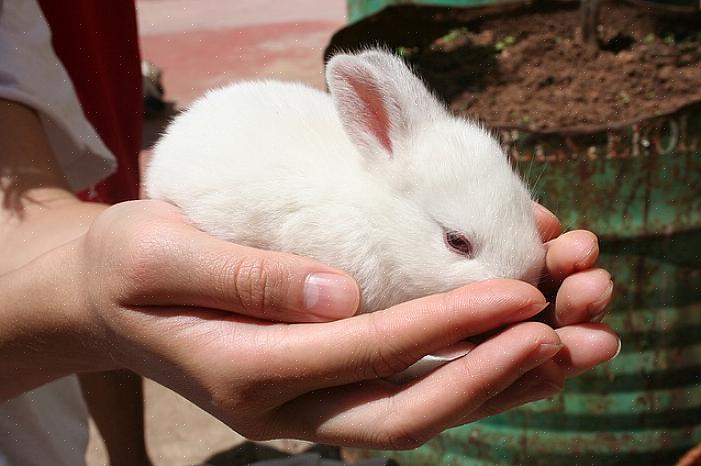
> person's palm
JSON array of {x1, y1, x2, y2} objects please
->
[{"x1": 75, "y1": 200, "x2": 617, "y2": 448}]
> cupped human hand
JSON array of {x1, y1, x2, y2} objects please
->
[
  {"x1": 469, "y1": 201, "x2": 620, "y2": 427},
  {"x1": 63, "y1": 200, "x2": 618, "y2": 449},
  {"x1": 444, "y1": 203, "x2": 620, "y2": 425},
  {"x1": 533, "y1": 202, "x2": 615, "y2": 328}
]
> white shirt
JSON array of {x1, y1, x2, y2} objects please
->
[
  {"x1": 0, "y1": 378, "x2": 90, "y2": 466},
  {"x1": 0, "y1": 0, "x2": 118, "y2": 464},
  {"x1": 0, "y1": 0, "x2": 116, "y2": 191}
]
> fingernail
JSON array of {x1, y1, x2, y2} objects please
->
[
  {"x1": 304, "y1": 273, "x2": 360, "y2": 319},
  {"x1": 589, "y1": 280, "x2": 614, "y2": 322},
  {"x1": 534, "y1": 203, "x2": 558, "y2": 222},
  {"x1": 534, "y1": 203, "x2": 560, "y2": 240},
  {"x1": 431, "y1": 341, "x2": 476, "y2": 360},
  {"x1": 574, "y1": 250, "x2": 597, "y2": 273},
  {"x1": 612, "y1": 338, "x2": 622, "y2": 359},
  {"x1": 519, "y1": 301, "x2": 550, "y2": 319},
  {"x1": 566, "y1": 231, "x2": 600, "y2": 271},
  {"x1": 534, "y1": 342, "x2": 564, "y2": 362}
]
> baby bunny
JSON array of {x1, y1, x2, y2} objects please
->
[
  {"x1": 146, "y1": 49, "x2": 544, "y2": 312},
  {"x1": 146, "y1": 49, "x2": 545, "y2": 381}
]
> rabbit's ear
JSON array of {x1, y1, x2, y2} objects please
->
[{"x1": 326, "y1": 51, "x2": 444, "y2": 159}]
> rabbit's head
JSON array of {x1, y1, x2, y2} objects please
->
[{"x1": 326, "y1": 50, "x2": 544, "y2": 309}]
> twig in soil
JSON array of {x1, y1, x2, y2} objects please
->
[{"x1": 580, "y1": 0, "x2": 602, "y2": 48}]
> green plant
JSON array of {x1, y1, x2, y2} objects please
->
[
  {"x1": 438, "y1": 27, "x2": 469, "y2": 45},
  {"x1": 495, "y1": 35, "x2": 516, "y2": 52},
  {"x1": 643, "y1": 33, "x2": 656, "y2": 45},
  {"x1": 618, "y1": 91, "x2": 631, "y2": 104}
]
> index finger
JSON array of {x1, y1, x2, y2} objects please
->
[
  {"x1": 272, "y1": 321, "x2": 563, "y2": 448},
  {"x1": 261, "y1": 279, "x2": 548, "y2": 394},
  {"x1": 107, "y1": 200, "x2": 360, "y2": 324},
  {"x1": 533, "y1": 202, "x2": 562, "y2": 242}
]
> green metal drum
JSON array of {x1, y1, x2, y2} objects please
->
[
  {"x1": 346, "y1": 0, "x2": 700, "y2": 24},
  {"x1": 336, "y1": 2, "x2": 701, "y2": 457},
  {"x1": 367, "y1": 106, "x2": 701, "y2": 465},
  {"x1": 347, "y1": 0, "x2": 526, "y2": 24},
  {"x1": 337, "y1": 2, "x2": 701, "y2": 463}
]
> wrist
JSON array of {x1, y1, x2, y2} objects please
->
[
  {"x1": 0, "y1": 237, "x2": 116, "y2": 399},
  {"x1": 0, "y1": 194, "x2": 107, "y2": 274}
]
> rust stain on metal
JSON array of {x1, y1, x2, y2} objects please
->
[{"x1": 499, "y1": 107, "x2": 701, "y2": 240}]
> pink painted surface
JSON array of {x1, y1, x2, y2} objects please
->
[
  {"x1": 138, "y1": 0, "x2": 346, "y2": 107},
  {"x1": 137, "y1": 0, "x2": 346, "y2": 34},
  {"x1": 140, "y1": 21, "x2": 342, "y2": 106}
]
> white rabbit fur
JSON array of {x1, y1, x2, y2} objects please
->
[{"x1": 146, "y1": 49, "x2": 545, "y2": 314}]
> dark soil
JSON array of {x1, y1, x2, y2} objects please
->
[{"x1": 329, "y1": 1, "x2": 701, "y2": 132}]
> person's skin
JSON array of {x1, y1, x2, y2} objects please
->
[
  {"x1": 0, "y1": 99, "x2": 618, "y2": 449},
  {"x1": 78, "y1": 370, "x2": 151, "y2": 466},
  {"x1": 0, "y1": 100, "x2": 152, "y2": 465}
]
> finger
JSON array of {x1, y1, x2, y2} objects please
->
[
  {"x1": 553, "y1": 268, "x2": 614, "y2": 326},
  {"x1": 263, "y1": 279, "x2": 548, "y2": 391},
  {"x1": 554, "y1": 323, "x2": 621, "y2": 377},
  {"x1": 272, "y1": 322, "x2": 562, "y2": 448},
  {"x1": 459, "y1": 324, "x2": 621, "y2": 425},
  {"x1": 117, "y1": 210, "x2": 360, "y2": 323},
  {"x1": 456, "y1": 361, "x2": 564, "y2": 425},
  {"x1": 544, "y1": 230, "x2": 600, "y2": 283},
  {"x1": 533, "y1": 202, "x2": 562, "y2": 242}
]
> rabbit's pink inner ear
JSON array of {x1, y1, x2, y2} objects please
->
[{"x1": 346, "y1": 74, "x2": 393, "y2": 157}]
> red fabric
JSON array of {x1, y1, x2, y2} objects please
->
[{"x1": 38, "y1": 0, "x2": 143, "y2": 204}]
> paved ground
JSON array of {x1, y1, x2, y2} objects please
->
[
  {"x1": 138, "y1": 0, "x2": 345, "y2": 105},
  {"x1": 86, "y1": 1, "x2": 346, "y2": 465}
]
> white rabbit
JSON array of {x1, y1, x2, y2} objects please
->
[{"x1": 146, "y1": 49, "x2": 545, "y2": 382}]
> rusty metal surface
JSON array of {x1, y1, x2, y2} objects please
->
[
  {"x1": 345, "y1": 106, "x2": 701, "y2": 466},
  {"x1": 499, "y1": 107, "x2": 701, "y2": 240},
  {"x1": 338, "y1": 3, "x2": 701, "y2": 462},
  {"x1": 348, "y1": 242, "x2": 701, "y2": 465}
]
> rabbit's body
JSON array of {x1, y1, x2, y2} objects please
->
[
  {"x1": 149, "y1": 81, "x2": 421, "y2": 310},
  {"x1": 146, "y1": 50, "x2": 545, "y2": 314}
]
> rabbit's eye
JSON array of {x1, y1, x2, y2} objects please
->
[{"x1": 445, "y1": 231, "x2": 473, "y2": 258}]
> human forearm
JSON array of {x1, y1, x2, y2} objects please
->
[
  {"x1": 0, "y1": 98, "x2": 111, "y2": 398},
  {"x1": 0, "y1": 98, "x2": 107, "y2": 272},
  {"x1": 0, "y1": 240, "x2": 111, "y2": 399}
]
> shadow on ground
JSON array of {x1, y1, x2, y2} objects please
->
[{"x1": 200, "y1": 442, "x2": 397, "y2": 466}]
